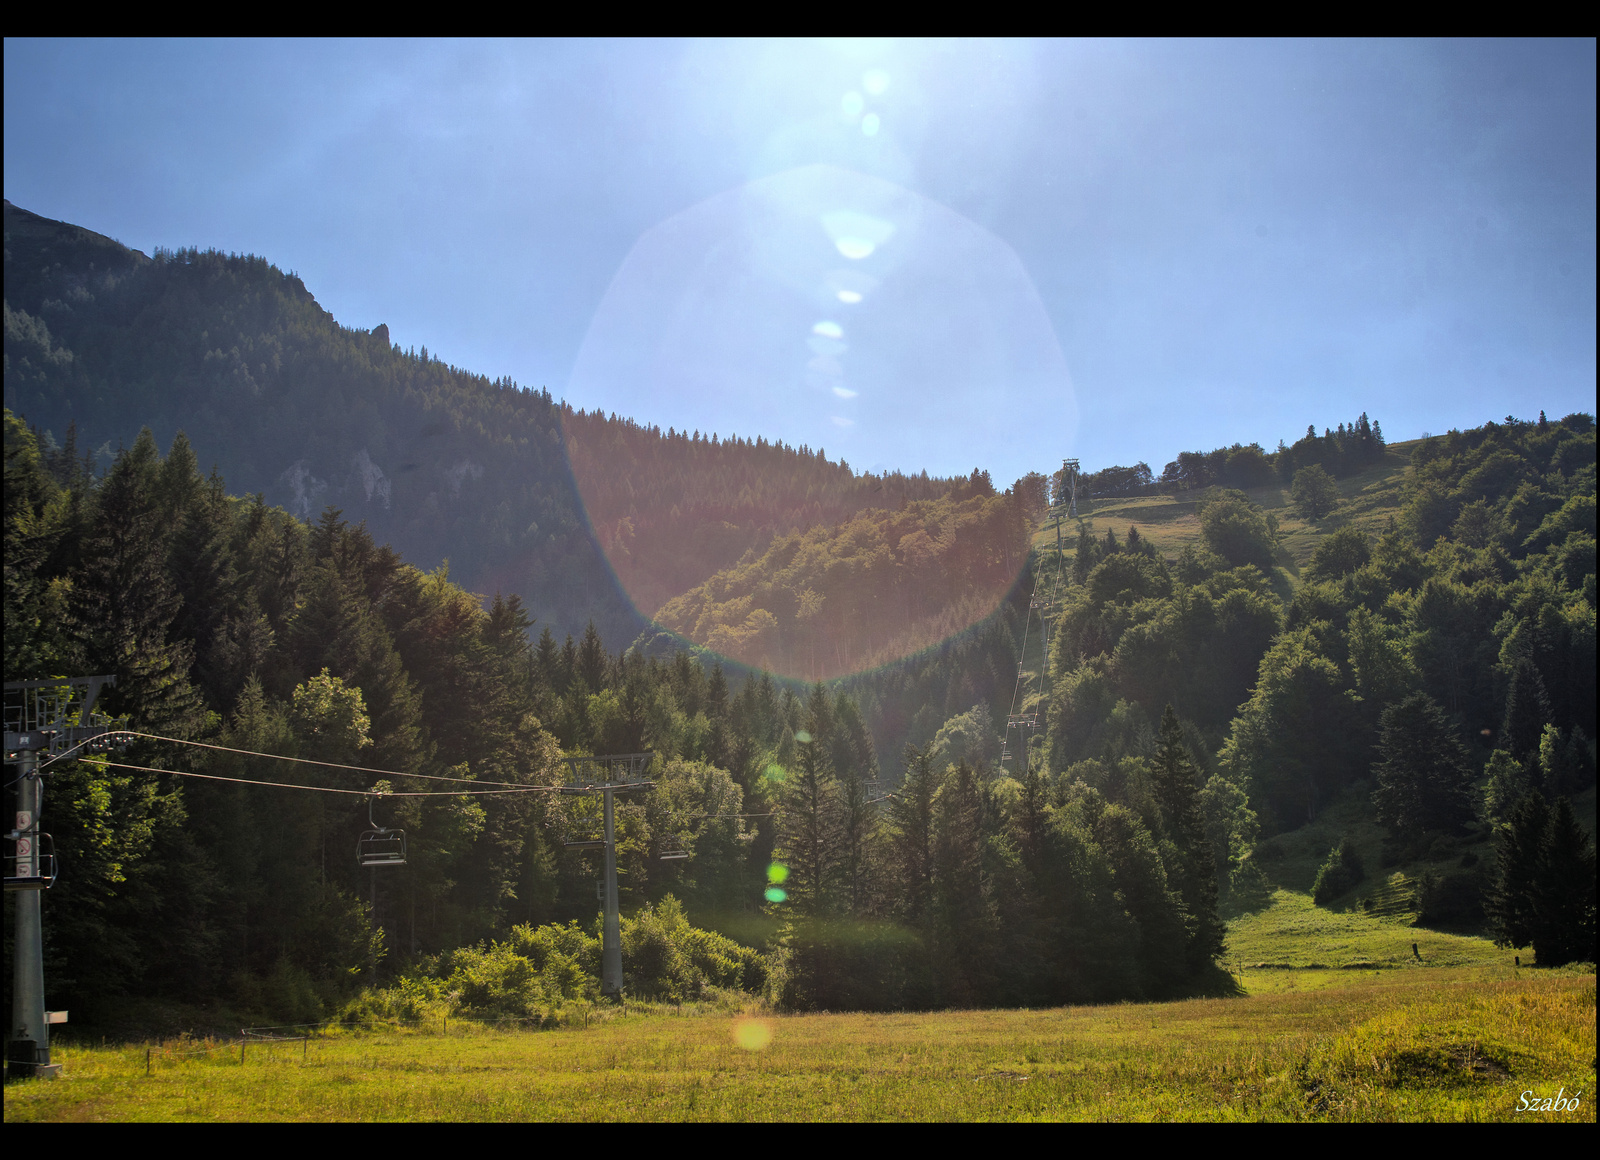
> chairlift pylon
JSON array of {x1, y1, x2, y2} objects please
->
[{"x1": 357, "y1": 796, "x2": 407, "y2": 867}]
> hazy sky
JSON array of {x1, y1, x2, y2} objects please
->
[{"x1": 5, "y1": 38, "x2": 1595, "y2": 485}]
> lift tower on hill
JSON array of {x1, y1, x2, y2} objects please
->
[
  {"x1": 5, "y1": 677, "x2": 126, "y2": 1079},
  {"x1": 559, "y1": 753, "x2": 655, "y2": 998},
  {"x1": 1061, "y1": 458, "x2": 1082, "y2": 520}
]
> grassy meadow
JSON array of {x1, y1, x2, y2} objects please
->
[
  {"x1": 1034, "y1": 442, "x2": 1421, "y2": 575},
  {"x1": 8, "y1": 890, "x2": 1593, "y2": 1122}
]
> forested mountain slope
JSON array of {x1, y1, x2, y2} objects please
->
[
  {"x1": 3, "y1": 200, "x2": 955, "y2": 642},
  {"x1": 654, "y1": 470, "x2": 1042, "y2": 682}
]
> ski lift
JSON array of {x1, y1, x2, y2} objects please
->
[
  {"x1": 658, "y1": 833, "x2": 689, "y2": 861},
  {"x1": 357, "y1": 797, "x2": 407, "y2": 867}
]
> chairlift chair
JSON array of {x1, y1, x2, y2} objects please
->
[
  {"x1": 357, "y1": 797, "x2": 407, "y2": 867},
  {"x1": 658, "y1": 833, "x2": 689, "y2": 861}
]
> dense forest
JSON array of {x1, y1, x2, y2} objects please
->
[
  {"x1": 5, "y1": 407, "x2": 1592, "y2": 1027},
  {"x1": 654, "y1": 469, "x2": 1043, "y2": 682}
]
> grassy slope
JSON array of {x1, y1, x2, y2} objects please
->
[
  {"x1": 1033, "y1": 441, "x2": 1420, "y2": 573},
  {"x1": 7, "y1": 966, "x2": 1592, "y2": 1121}
]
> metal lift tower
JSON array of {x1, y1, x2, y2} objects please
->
[
  {"x1": 5, "y1": 677, "x2": 124, "y2": 1079},
  {"x1": 1062, "y1": 458, "x2": 1081, "y2": 519},
  {"x1": 560, "y1": 753, "x2": 655, "y2": 998}
]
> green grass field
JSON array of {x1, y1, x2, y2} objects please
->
[
  {"x1": 9, "y1": 891, "x2": 1592, "y2": 1123},
  {"x1": 1034, "y1": 442, "x2": 1420, "y2": 576}
]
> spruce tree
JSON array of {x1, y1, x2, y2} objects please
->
[
  {"x1": 1532, "y1": 797, "x2": 1598, "y2": 966},
  {"x1": 575, "y1": 620, "x2": 608, "y2": 695},
  {"x1": 934, "y1": 761, "x2": 996, "y2": 1005},
  {"x1": 891, "y1": 744, "x2": 938, "y2": 927},
  {"x1": 778, "y1": 734, "x2": 843, "y2": 916},
  {"x1": 71, "y1": 434, "x2": 208, "y2": 738},
  {"x1": 1501, "y1": 656, "x2": 1553, "y2": 763},
  {"x1": 1486, "y1": 789, "x2": 1548, "y2": 953},
  {"x1": 1371, "y1": 693, "x2": 1475, "y2": 840},
  {"x1": 1151, "y1": 705, "x2": 1224, "y2": 970}
]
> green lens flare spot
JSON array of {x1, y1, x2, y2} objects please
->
[
  {"x1": 767, "y1": 862, "x2": 789, "y2": 884},
  {"x1": 764, "y1": 887, "x2": 788, "y2": 904},
  {"x1": 793, "y1": 730, "x2": 813, "y2": 743}
]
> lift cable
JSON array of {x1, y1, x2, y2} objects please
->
[
  {"x1": 38, "y1": 731, "x2": 541, "y2": 790},
  {"x1": 80, "y1": 759, "x2": 561, "y2": 798},
  {"x1": 1000, "y1": 485, "x2": 1071, "y2": 770}
]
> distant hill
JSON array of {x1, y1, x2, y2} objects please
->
[
  {"x1": 655, "y1": 472, "x2": 1035, "y2": 682},
  {"x1": 3, "y1": 200, "x2": 956, "y2": 641}
]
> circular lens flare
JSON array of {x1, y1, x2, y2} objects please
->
[
  {"x1": 733, "y1": 1019, "x2": 774, "y2": 1050},
  {"x1": 564, "y1": 165, "x2": 1078, "y2": 682}
]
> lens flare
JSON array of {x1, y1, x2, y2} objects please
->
[
  {"x1": 733, "y1": 1019, "x2": 774, "y2": 1050},
  {"x1": 862, "y1": 69, "x2": 890, "y2": 96},
  {"x1": 821, "y1": 209, "x2": 895, "y2": 262},
  {"x1": 861, "y1": 113, "x2": 881, "y2": 137},
  {"x1": 768, "y1": 862, "x2": 789, "y2": 883},
  {"x1": 563, "y1": 164, "x2": 1079, "y2": 682},
  {"x1": 764, "y1": 887, "x2": 788, "y2": 904}
]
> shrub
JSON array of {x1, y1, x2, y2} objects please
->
[{"x1": 1312, "y1": 839, "x2": 1366, "y2": 905}]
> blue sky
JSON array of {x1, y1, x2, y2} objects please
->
[{"x1": 5, "y1": 38, "x2": 1594, "y2": 485}]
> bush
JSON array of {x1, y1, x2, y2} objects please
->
[
  {"x1": 1312, "y1": 839, "x2": 1366, "y2": 905},
  {"x1": 622, "y1": 895, "x2": 766, "y2": 999}
]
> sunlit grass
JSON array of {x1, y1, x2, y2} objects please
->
[
  {"x1": 1034, "y1": 445, "x2": 1418, "y2": 577},
  {"x1": 8, "y1": 960, "x2": 1590, "y2": 1122}
]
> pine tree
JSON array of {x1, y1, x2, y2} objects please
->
[
  {"x1": 1488, "y1": 791, "x2": 1598, "y2": 965},
  {"x1": 1532, "y1": 797, "x2": 1597, "y2": 966},
  {"x1": 1371, "y1": 693, "x2": 1475, "y2": 840},
  {"x1": 778, "y1": 734, "x2": 844, "y2": 915},
  {"x1": 1486, "y1": 789, "x2": 1548, "y2": 952},
  {"x1": 1150, "y1": 705, "x2": 1224, "y2": 970},
  {"x1": 891, "y1": 744, "x2": 938, "y2": 926},
  {"x1": 934, "y1": 761, "x2": 996, "y2": 1004},
  {"x1": 1500, "y1": 656, "x2": 1552, "y2": 762},
  {"x1": 71, "y1": 433, "x2": 208, "y2": 738},
  {"x1": 1071, "y1": 527, "x2": 1100, "y2": 586},
  {"x1": 576, "y1": 621, "x2": 608, "y2": 694},
  {"x1": 831, "y1": 693, "x2": 880, "y2": 914}
]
